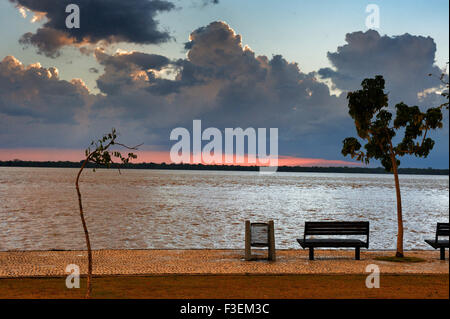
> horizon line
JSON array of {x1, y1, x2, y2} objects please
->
[
  {"x1": 1, "y1": 159, "x2": 448, "y2": 171},
  {"x1": 0, "y1": 148, "x2": 361, "y2": 168}
]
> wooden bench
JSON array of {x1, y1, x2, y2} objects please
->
[
  {"x1": 297, "y1": 221, "x2": 369, "y2": 260},
  {"x1": 425, "y1": 223, "x2": 449, "y2": 260}
]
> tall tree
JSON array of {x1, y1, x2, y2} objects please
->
[
  {"x1": 76, "y1": 129, "x2": 140, "y2": 298},
  {"x1": 342, "y1": 76, "x2": 443, "y2": 257}
]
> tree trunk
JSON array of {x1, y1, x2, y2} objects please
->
[
  {"x1": 389, "y1": 147, "x2": 404, "y2": 258},
  {"x1": 75, "y1": 158, "x2": 93, "y2": 298}
]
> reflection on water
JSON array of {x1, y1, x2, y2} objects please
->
[{"x1": 0, "y1": 167, "x2": 448, "y2": 250}]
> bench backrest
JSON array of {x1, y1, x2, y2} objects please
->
[
  {"x1": 435, "y1": 223, "x2": 449, "y2": 241},
  {"x1": 304, "y1": 221, "x2": 370, "y2": 243}
]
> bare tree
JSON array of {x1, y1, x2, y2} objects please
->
[{"x1": 75, "y1": 128, "x2": 140, "y2": 298}]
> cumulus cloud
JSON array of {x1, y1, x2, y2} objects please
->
[
  {"x1": 10, "y1": 0, "x2": 175, "y2": 57},
  {"x1": 2, "y1": 22, "x2": 446, "y2": 166},
  {"x1": 94, "y1": 48, "x2": 174, "y2": 95},
  {"x1": 0, "y1": 55, "x2": 92, "y2": 123},
  {"x1": 318, "y1": 30, "x2": 448, "y2": 166},
  {"x1": 0, "y1": 55, "x2": 101, "y2": 148},
  {"x1": 184, "y1": 22, "x2": 264, "y2": 80},
  {"x1": 89, "y1": 21, "x2": 346, "y2": 140},
  {"x1": 318, "y1": 30, "x2": 444, "y2": 104}
]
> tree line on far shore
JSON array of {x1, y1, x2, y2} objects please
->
[{"x1": 0, "y1": 160, "x2": 447, "y2": 175}]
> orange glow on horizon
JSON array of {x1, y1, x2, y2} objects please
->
[{"x1": 0, "y1": 149, "x2": 361, "y2": 167}]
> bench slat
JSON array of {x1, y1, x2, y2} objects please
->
[
  {"x1": 436, "y1": 223, "x2": 449, "y2": 237},
  {"x1": 305, "y1": 221, "x2": 369, "y2": 236},
  {"x1": 297, "y1": 238, "x2": 367, "y2": 248}
]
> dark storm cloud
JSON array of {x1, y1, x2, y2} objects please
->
[
  {"x1": 0, "y1": 55, "x2": 92, "y2": 124},
  {"x1": 19, "y1": 27, "x2": 73, "y2": 58},
  {"x1": 318, "y1": 29, "x2": 448, "y2": 167},
  {"x1": 10, "y1": 0, "x2": 175, "y2": 57},
  {"x1": 94, "y1": 48, "x2": 175, "y2": 95},
  {"x1": 318, "y1": 30, "x2": 444, "y2": 104},
  {"x1": 183, "y1": 22, "x2": 265, "y2": 81},
  {"x1": 92, "y1": 21, "x2": 347, "y2": 138},
  {"x1": 2, "y1": 22, "x2": 447, "y2": 167},
  {"x1": 96, "y1": 50, "x2": 171, "y2": 71}
]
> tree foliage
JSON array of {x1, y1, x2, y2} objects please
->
[
  {"x1": 84, "y1": 128, "x2": 138, "y2": 170},
  {"x1": 342, "y1": 75, "x2": 443, "y2": 171}
]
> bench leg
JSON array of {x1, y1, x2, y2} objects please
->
[
  {"x1": 244, "y1": 221, "x2": 251, "y2": 261},
  {"x1": 440, "y1": 247, "x2": 445, "y2": 261},
  {"x1": 309, "y1": 247, "x2": 314, "y2": 260},
  {"x1": 355, "y1": 247, "x2": 360, "y2": 260},
  {"x1": 268, "y1": 220, "x2": 276, "y2": 261}
]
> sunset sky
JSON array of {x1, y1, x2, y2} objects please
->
[{"x1": 0, "y1": 0, "x2": 448, "y2": 167}]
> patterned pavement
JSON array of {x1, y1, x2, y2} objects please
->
[{"x1": 0, "y1": 249, "x2": 448, "y2": 278}]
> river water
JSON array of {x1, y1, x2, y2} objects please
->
[{"x1": 0, "y1": 167, "x2": 448, "y2": 251}]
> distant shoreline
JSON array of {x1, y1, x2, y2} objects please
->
[{"x1": 0, "y1": 160, "x2": 448, "y2": 175}]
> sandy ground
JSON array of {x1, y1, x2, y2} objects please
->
[
  {"x1": 0, "y1": 249, "x2": 447, "y2": 277},
  {"x1": 0, "y1": 274, "x2": 448, "y2": 299}
]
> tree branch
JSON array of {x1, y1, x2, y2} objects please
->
[
  {"x1": 114, "y1": 142, "x2": 143, "y2": 150},
  {"x1": 419, "y1": 127, "x2": 429, "y2": 148}
]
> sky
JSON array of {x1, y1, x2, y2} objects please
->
[{"x1": 0, "y1": 0, "x2": 448, "y2": 168}]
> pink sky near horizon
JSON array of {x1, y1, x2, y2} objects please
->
[{"x1": 0, "y1": 148, "x2": 361, "y2": 167}]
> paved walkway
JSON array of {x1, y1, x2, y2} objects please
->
[{"x1": 0, "y1": 249, "x2": 447, "y2": 278}]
